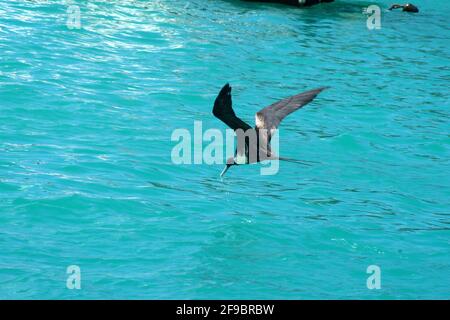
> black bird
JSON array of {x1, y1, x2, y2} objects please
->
[
  {"x1": 389, "y1": 3, "x2": 419, "y2": 13},
  {"x1": 213, "y1": 83, "x2": 328, "y2": 176}
]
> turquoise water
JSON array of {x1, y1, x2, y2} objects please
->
[{"x1": 1, "y1": 0, "x2": 449, "y2": 299}]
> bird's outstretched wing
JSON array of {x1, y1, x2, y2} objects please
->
[
  {"x1": 255, "y1": 87, "x2": 329, "y2": 143},
  {"x1": 213, "y1": 83, "x2": 252, "y2": 131}
]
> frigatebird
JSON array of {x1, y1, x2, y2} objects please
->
[{"x1": 213, "y1": 83, "x2": 328, "y2": 177}]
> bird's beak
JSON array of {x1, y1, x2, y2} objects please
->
[{"x1": 220, "y1": 164, "x2": 231, "y2": 177}]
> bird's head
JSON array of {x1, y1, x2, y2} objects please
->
[
  {"x1": 404, "y1": 3, "x2": 419, "y2": 12},
  {"x1": 220, "y1": 156, "x2": 238, "y2": 177}
]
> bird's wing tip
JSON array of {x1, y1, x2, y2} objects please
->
[
  {"x1": 218, "y1": 83, "x2": 232, "y2": 96},
  {"x1": 309, "y1": 86, "x2": 330, "y2": 96},
  {"x1": 223, "y1": 83, "x2": 231, "y2": 93}
]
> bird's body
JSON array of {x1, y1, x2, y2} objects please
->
[
  {"x1": 389, "y1": 3, "x2": 419, "y2": 13},
  {"x1": 212, "y1": 83, "x2": 328, "y2": 176}
]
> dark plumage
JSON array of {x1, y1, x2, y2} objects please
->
[{"x1": 212, "y1": 83, "x2": 328, "y2": 176}]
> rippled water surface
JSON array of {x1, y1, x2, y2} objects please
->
[{"x1": 0, "y1": 0, "x2": 449, "y2": 299}]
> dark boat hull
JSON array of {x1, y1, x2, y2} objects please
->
[{"x1": 242, "y1": 0, "x2": 334, "y2": 7}]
